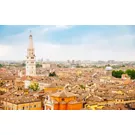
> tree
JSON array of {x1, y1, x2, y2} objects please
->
[
  {"x1": 125, "y1": 69, "x2": 135, "y2": 79},
  {"x1": 122, "y1": 65, "x2": 125, "y2": 67},
  {"x1": 112, "y1": 70, "x2": 124, "y2": 78},
  {"x1": 36, "y1": 63, "x2": 42, "y2": 68},
  {"x1": 79, "y1": 84, "x2": 85, "y2": 89},
  {"x1": 76, "y1": 65, "x2": 83, "y2": 68},
  {"x1": 49, "y1": 72, "x2": 57, "y2": 77},
  {"x1": 125, "y1": 69, "x2": 132, "y2": 77},
  {"x1": 92, "y1": 65, "x2": 97, "y2": 68},
  {"x1": 57, "y1": 64, "x2": 61, "y2": 68},
  {"x1": 29, "y1": 82, "x2": 40, "y2": 91},
  {"x1": 0, "y1": 64, "x2": 3, "y2": 68},
  {"x1": 76, "y1": 65, "x2": 81, "y2": 68},
  {"x1": 0, "y1": 81, "x2": 4, "y2": 87},
  {"x1": 21, "y1": 63, "x2": 26, "y2": 67},
  {"x1": 112, "y1": 69, "x2": 135, "y2": 79}
]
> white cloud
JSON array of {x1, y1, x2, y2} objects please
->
[
  {"x1": 55, "y1": 25, "x2": 72, "y2": 29},
  {"x1": 41, "y1": 25, "x2": 72, "y2": 34},
  {"x1": 0, "y1": 45, "x2": 12, "y2": 57},
  {"x1": 2, "y1": 25, "x2": 73, "y2": 45},
  {"x1": 1, "y1": 26, "x2": 135, "y2": 61}
]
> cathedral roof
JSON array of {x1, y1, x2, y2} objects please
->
[
  {"x1": 51, "y1": 89, "x2": 77, "y2": 98},
  {"x1": 105, "y1": 66, "x2": 113, "y2": 71}
]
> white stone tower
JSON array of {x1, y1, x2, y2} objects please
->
[{"x1": 25, "y1": 31, "x2": 36, "y2": 76}]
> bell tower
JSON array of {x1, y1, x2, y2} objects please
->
[{"x1": 25, "y1": 31, "x2": 36, "y2": 76}]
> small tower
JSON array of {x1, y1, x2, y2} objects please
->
[
  {"x1": 105, "y1": 65, "x2": 113, "y2": 76},
  {"x1": 25, "y1": 31, "x2": 36, "y2": 76},
  {"x1": 18, "y1": 70, "x2": 23, "y2": 77}
]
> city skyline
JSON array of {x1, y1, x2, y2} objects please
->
[{"x1": 0, "y1": 25, "x2": 135, "y2": 61}]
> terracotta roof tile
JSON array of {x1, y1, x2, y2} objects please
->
[{"x1": 51, "y1": 90, "x2": 77, "y2": 98}]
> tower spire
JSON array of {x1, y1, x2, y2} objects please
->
[
  {"x1": 29, "y1": 30, "x2": 32, "y2": 37},
  {"x1": 26, "y1": 32, "x2": 36, "y2": 76},
  {"x1": 29, "y1": 30, "x2": 33, "y2": 48}
]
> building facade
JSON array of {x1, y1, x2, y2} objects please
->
[
  {"x1": 24, "y1": 80, "x2": 50, "y2": 90},
  {"x1": 44, "y1": 90, "x2": 83, "y2": 110}
]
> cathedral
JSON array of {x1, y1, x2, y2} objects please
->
[{"x1": 25, "y1": 32, "x2": 36, "y2": 76}]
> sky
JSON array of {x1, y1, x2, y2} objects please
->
[{"x1": 0, "y1": 25, "x2": 135, "y2": 61}]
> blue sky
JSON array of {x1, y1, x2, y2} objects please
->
[{"x1": 0, "y1": 25, "x2": 135, "y2": 61}]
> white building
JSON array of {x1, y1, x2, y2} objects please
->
[
  {"x1": 104, "y1": 66, "x2": 113, "y2": 76},
  {"x1": 25, "y1": 32, "x2": 36, "y2": 76},
  {"x1": 24, "y1": 80, "x2": 31, "y2": 89},
  {"x1": 18, "y1": 70, "x2": 23, "y2": 77},
  {"x1": 24, "y1": 80, "x2": 51, "y2": 90},
  {"x1": 42, "y1": 63, "x2": 51, "y2": 69},
  {"x1": 42, "y1": 63, "x2": 57, "y2": 70}
]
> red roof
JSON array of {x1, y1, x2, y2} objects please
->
[
  {"x1": 21, "y1": 76, "x2": 27, "y2": 81},
  {"x1": 0, "y1": 68, "x2": 7, "y2": 72}
]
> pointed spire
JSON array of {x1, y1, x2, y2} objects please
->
[
  {"x1": 29, "y1": 30, "x2": 32, "y2": 38},
  {"x1": 28, "y1": 30, "x2": 33, "y2": 49}
]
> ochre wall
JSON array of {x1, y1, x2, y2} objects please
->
[
  {"x1": 124, "y1": 79, "x2": 132, "y2": 85},
  {"x1": 44, "y1": 87, "x2": 64, "y2": 93},
  {"x1": 53, "y1": 102, "x2": 83, "y2": 110},
  {"x1": 67, "y1": 103, "x2": 83, "y2": 110},
  {"x1": 50, "y1": 96, "x2": 82, "y2": 110},
  {"x1": 46, "y1": 106, "x2": 52, "y2": 110},
  {"x1": 51, "y1": 96, "x2": 76, "y2": 103},
  {"x1": 54, "y1": 104, "x2": 59, "y2": 110},
  {"x1": 28, "y1": 102, "x2": 42, "y2": 110},
  {"x1": 59, "y1": 103, "x2": 67, "y2": 110},
  {"x1": 4, "y1": 101, "x2": 42, "y2": 110},
  {"x1": 0, "y1": 87, "x2": 8, "y2": 92}
]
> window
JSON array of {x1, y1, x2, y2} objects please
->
[{"x1": 62, "y1": 98, "x2": 64, "y2": 101}]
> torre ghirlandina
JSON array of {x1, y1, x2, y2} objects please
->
[{"x1": 25, "y1": 31, "x2": 36, "y2": 77}]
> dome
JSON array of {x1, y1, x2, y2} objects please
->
[{"x1": 105, "y1": 66, "x2": 113, "y2": 71}]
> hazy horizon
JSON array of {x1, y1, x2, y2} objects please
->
[{"x1": 0, "y1": 25, "x2": 135, "y2": 61}]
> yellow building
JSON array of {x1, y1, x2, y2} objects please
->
[
  {"x1": 3, "y1": 101, "x2": 42, "y2": 110},
  {"x1": 76, "y1": 70, "x2": 82, "y2": 76},
  {"x1": 0, "y1": 87, "x2": 9, "y2": 93},
  {"x1": 0, "y1": 76, "x2": 15, "y2": 84},
  {"x1": 121, "y1": 74, "x2": 132, "y2": 85},
  {"x1": 85, "y1": 104, "x2": 104, "y2": 110},
  {"x1": 14, "y1": 80, "x2": 25, "y2": 90},
  {"x1": 44, "y1": 87, "x2": 64, "y2": 93},
  {"x1": 1, "y1": 90, "x2": 43, "y2": 110}
]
